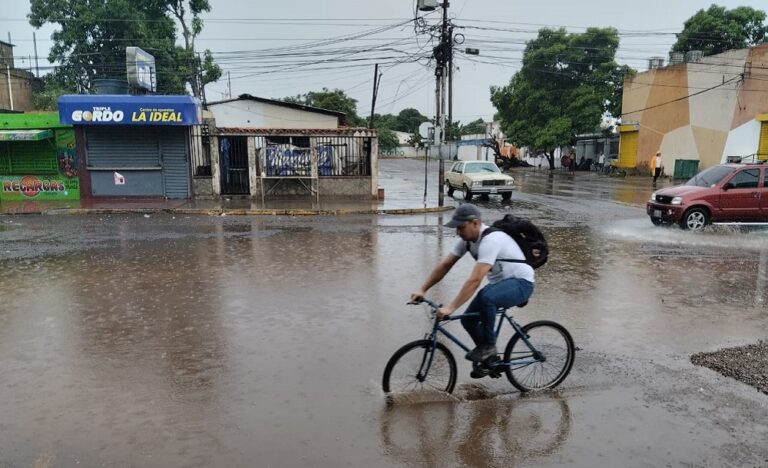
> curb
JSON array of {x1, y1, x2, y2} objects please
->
[{"x1": 32, "y1": 206, "x2": 454, "y2": 217}]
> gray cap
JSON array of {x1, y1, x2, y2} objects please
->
[{"x1": 444, "y1": 204, "x2": 482, "y2": 228}]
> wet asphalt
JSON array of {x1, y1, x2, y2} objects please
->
[{"x1": 1, "y1": 159, "x2": 767, "y2": 467}]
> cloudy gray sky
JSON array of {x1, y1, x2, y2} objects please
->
[{"x1": 2, "y1": 0, "x2": 767, "y2": 123}]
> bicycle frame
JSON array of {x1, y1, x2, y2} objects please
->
[{"x1": 413, "y1": 299, "x2": 543, "y2": 382}]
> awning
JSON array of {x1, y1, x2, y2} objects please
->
[
  {"x1": 0, "y1": 129, "x2": 54, "y2": 141},
  {"x1": 58, "y1": 95, "x2": 202, "y2": 126}
]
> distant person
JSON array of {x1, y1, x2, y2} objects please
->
[
  {"x1": 652, "y1": 151, "x2": 663, "y2": 186},
  {"x1": 568, "y1": 152, "x2": 576, "y2": 172},
  {"x1": 598, "y1": 152, "x2": 605, "y2": 171}
]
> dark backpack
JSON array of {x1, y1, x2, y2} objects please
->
[{"x1": 468, "y1": 215, "x2": 549, "y2": 269}]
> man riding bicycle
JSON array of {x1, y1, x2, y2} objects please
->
[{"x1": 410, "y1": 204, "x2": 534, "y2": 376}]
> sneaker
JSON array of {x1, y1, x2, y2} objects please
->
[
  {"x1": 470, "y1": 367, "x2": 489, "y2": 379},
  {"x1": 465, "y1": 344, "x2": 498, "y2": 362}
]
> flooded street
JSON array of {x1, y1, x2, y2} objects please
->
[{"x1": 1, "y1": 160, "x2": 767, "y2": 467}]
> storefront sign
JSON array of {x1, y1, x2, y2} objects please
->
[
  {"x1": 0, "y1": 129, "x2": 53, "y2": 141},
  {"x1": 126, "y1": 47, "x2": 156, "y2": 92},
  {"x1": 0, "y1": 175, "x2": 80, "y2": 200},
  {"x1": 58, "y1": 95, "x2": 202, "y2": 126}
]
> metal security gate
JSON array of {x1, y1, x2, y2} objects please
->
[
  {"x1": 85, "y1": 126, "x2": 191, "y2": 198},
  {"x1": 161, "y1": 128, "x2": 192, "y2": 198},
  {"x1": 219, "y1": 136, "x2": 249, "y2": 194}
]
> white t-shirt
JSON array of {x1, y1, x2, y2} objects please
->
[
  {"x1": 450, "y1": 224, "x2": 535, "y2": 284},
  {"x1": 655, "y1": 155, "x2": 663, "y2": 168}
]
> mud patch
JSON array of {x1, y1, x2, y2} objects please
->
[{"x1": 691, "y1": 341, "x2": 768, "y2": 395}]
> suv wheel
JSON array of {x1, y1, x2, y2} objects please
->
[
  {"x1": 681, "y1": 208, "x2": 709, "y2": 231},
  {"x1": 463, "y1": 185, "x2": 473, "y2": 201}
]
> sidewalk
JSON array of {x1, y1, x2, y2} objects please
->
[
  {"x1": 0, "y1": 160, "x2": 454, "y2": 216},
  {"x1": 0, "y1": 196, "x2": 452, "y2": 216}
]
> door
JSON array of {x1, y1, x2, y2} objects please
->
[
  {"x1": 446, "y1": 162, "x2": 463, "y2": 188},
  {"x1": 719, "y1": 168, "x2": 761, "y2": 220},
  {"x1": 219, "y1": 136, "x2": 249, "y2": 195},
  {"x1": 617, "y1": 130, "x2": 638, "y2": 168},
  {"x1": 161, "y1": 127, "x2": 191, "y2": 199}
]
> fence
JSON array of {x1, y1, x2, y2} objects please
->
[{"x1": 253, "y1": 135, "x2": 372, "y2": 177}]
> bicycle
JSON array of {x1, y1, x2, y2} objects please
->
[
  {"x1": 382, "y1": 298, "x2": 575, "y2": 394},
  {"x1": 603, "y1": 164, "x2": 627, "y2": 178}
]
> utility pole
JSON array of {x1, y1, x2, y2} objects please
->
[
  {"x1": 33, "y1": 32, "x2": 39, "y2": 77},
  {"x1": 368, "y1": 63, "x2": 381, "y2": 129},
  {"x1": 435, "y1": 0, "x2": 450, "y2": 207}
]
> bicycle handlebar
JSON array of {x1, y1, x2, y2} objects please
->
[{"x1": 407, "y1": 298, "x2": 442, "y2": 310}]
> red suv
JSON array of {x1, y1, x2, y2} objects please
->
[{"x1": 646, "y1": 163, "x2": 768, "y2": 230}]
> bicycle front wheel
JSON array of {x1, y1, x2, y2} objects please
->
[
  {"x1": 382, "y1": 340, "x2": 457, "y2": 395},
  {"x1": 504, "y1": 321, "x2": 574, "y2": 392}
]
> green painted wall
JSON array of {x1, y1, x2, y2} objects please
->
[{"x1": 0, "y1": 112, "x2": 68, "y2": 130}]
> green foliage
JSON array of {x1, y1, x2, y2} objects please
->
[
  {"x1": 283, "y1": 88, "x2": 367, "y2": 126},
  {"x1": 372, "y1": 113, "x2": 397, "y2": 130},
  {"x1": 394, "y1": 108, "x2": 429, "y2": 134},
  {"x1": 491, "y1": 27, "x2": 633, "y2": 169},
  {"x1": 672, "y1": 5, "x2": 768, "y2": 56},
  {"x1": 377, "y1": 127, "x2": 399, "y2": 152},
  {"x1": 460, "y1": 118, "x2": 487, "y2": 136},
  {"x1": 31, "y1": 74, "x2": 76, "y2": 110},
  {"x1": 28, "y1": 0, "x2": 220, "y2": 95}
]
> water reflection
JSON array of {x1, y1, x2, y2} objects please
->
[{"x1": 380, "y1": 393, "x2": 572, "y2": 467}]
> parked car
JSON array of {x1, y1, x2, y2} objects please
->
[
  {"x1": 646, "y1": 162, "x2": 768, "y2": 230},
  {"x1": 445, "y1": 161, "x2": 515, "y2": 201}
]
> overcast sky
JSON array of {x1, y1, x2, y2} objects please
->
[{"x1": 2, "y1": 0, "x2": 767, "y2": 123}]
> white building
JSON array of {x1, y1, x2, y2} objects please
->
[{"x1": 206, "y1": 94, "x2": 345, "y2": 129}]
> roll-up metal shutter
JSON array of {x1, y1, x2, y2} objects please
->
[
  {"x1": 86, "y1": 127, "x2": 161, "y2": 168},
  {"x1": 160, "y1": 127, "x2": 191, "y2": 198}
]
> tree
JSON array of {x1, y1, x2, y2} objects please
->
[
  {"x1": 394, "y1": 108, "x2": 429, "y2": 134},
  {"x1": 377, "y1": 127, "x2": 399, "y2": 152},
  {"x1": 28, "y1": 0, "x2": 220, "y2": 95},
  {"x1": 460, "y1": 119, "x2": 487, "y2": 136},
  {"x1": 282, "y1": 88, "x2": 367, "y2": 126},
  {"x1": 491, "y1": 27, "x2": 633, "y2": 170},
  {"x1": 166, "y1": 0, "x2": 221, "y2": 96},
  {"x1": 672, "y1": 5, "x2": 768, "y2": 56}
]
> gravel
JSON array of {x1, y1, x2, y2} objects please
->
[{"x1": 691, "y1": 341, "x2": 768, "y2": 395}]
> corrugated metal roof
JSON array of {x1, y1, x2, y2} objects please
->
[{"x1": 206, "y1": 94, "x2": 346, "y2": 118}]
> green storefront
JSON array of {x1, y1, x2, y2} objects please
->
[{"x1": 0, "y1": 113, "x2": 80, "y2": 201}]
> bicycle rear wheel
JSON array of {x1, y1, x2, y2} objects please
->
[
  {"x1": 382, "y1": 340, "x2": 457, "y2": 395},
  {"x1": 504, "y1": 321, "x2": 574, "y2": 392}
]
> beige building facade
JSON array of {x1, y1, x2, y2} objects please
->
[{"x1": 620, "y1": 44, "x2": 768, "y2": 174}]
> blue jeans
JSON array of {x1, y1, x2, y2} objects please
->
[{"x1": 461, "y1": 278, "x2": 534, "y2": 346}]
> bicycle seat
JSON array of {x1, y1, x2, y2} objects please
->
[{"x1": 495, "y1": 301, "x2": 528, "y2": 313}]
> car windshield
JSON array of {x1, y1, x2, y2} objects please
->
[
  {"x1": 686, "y1": 166, "x2": 735, "y2": 187},
  {"x1": 464, "y1": 163, "x2": 500, "y2": 174}
]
